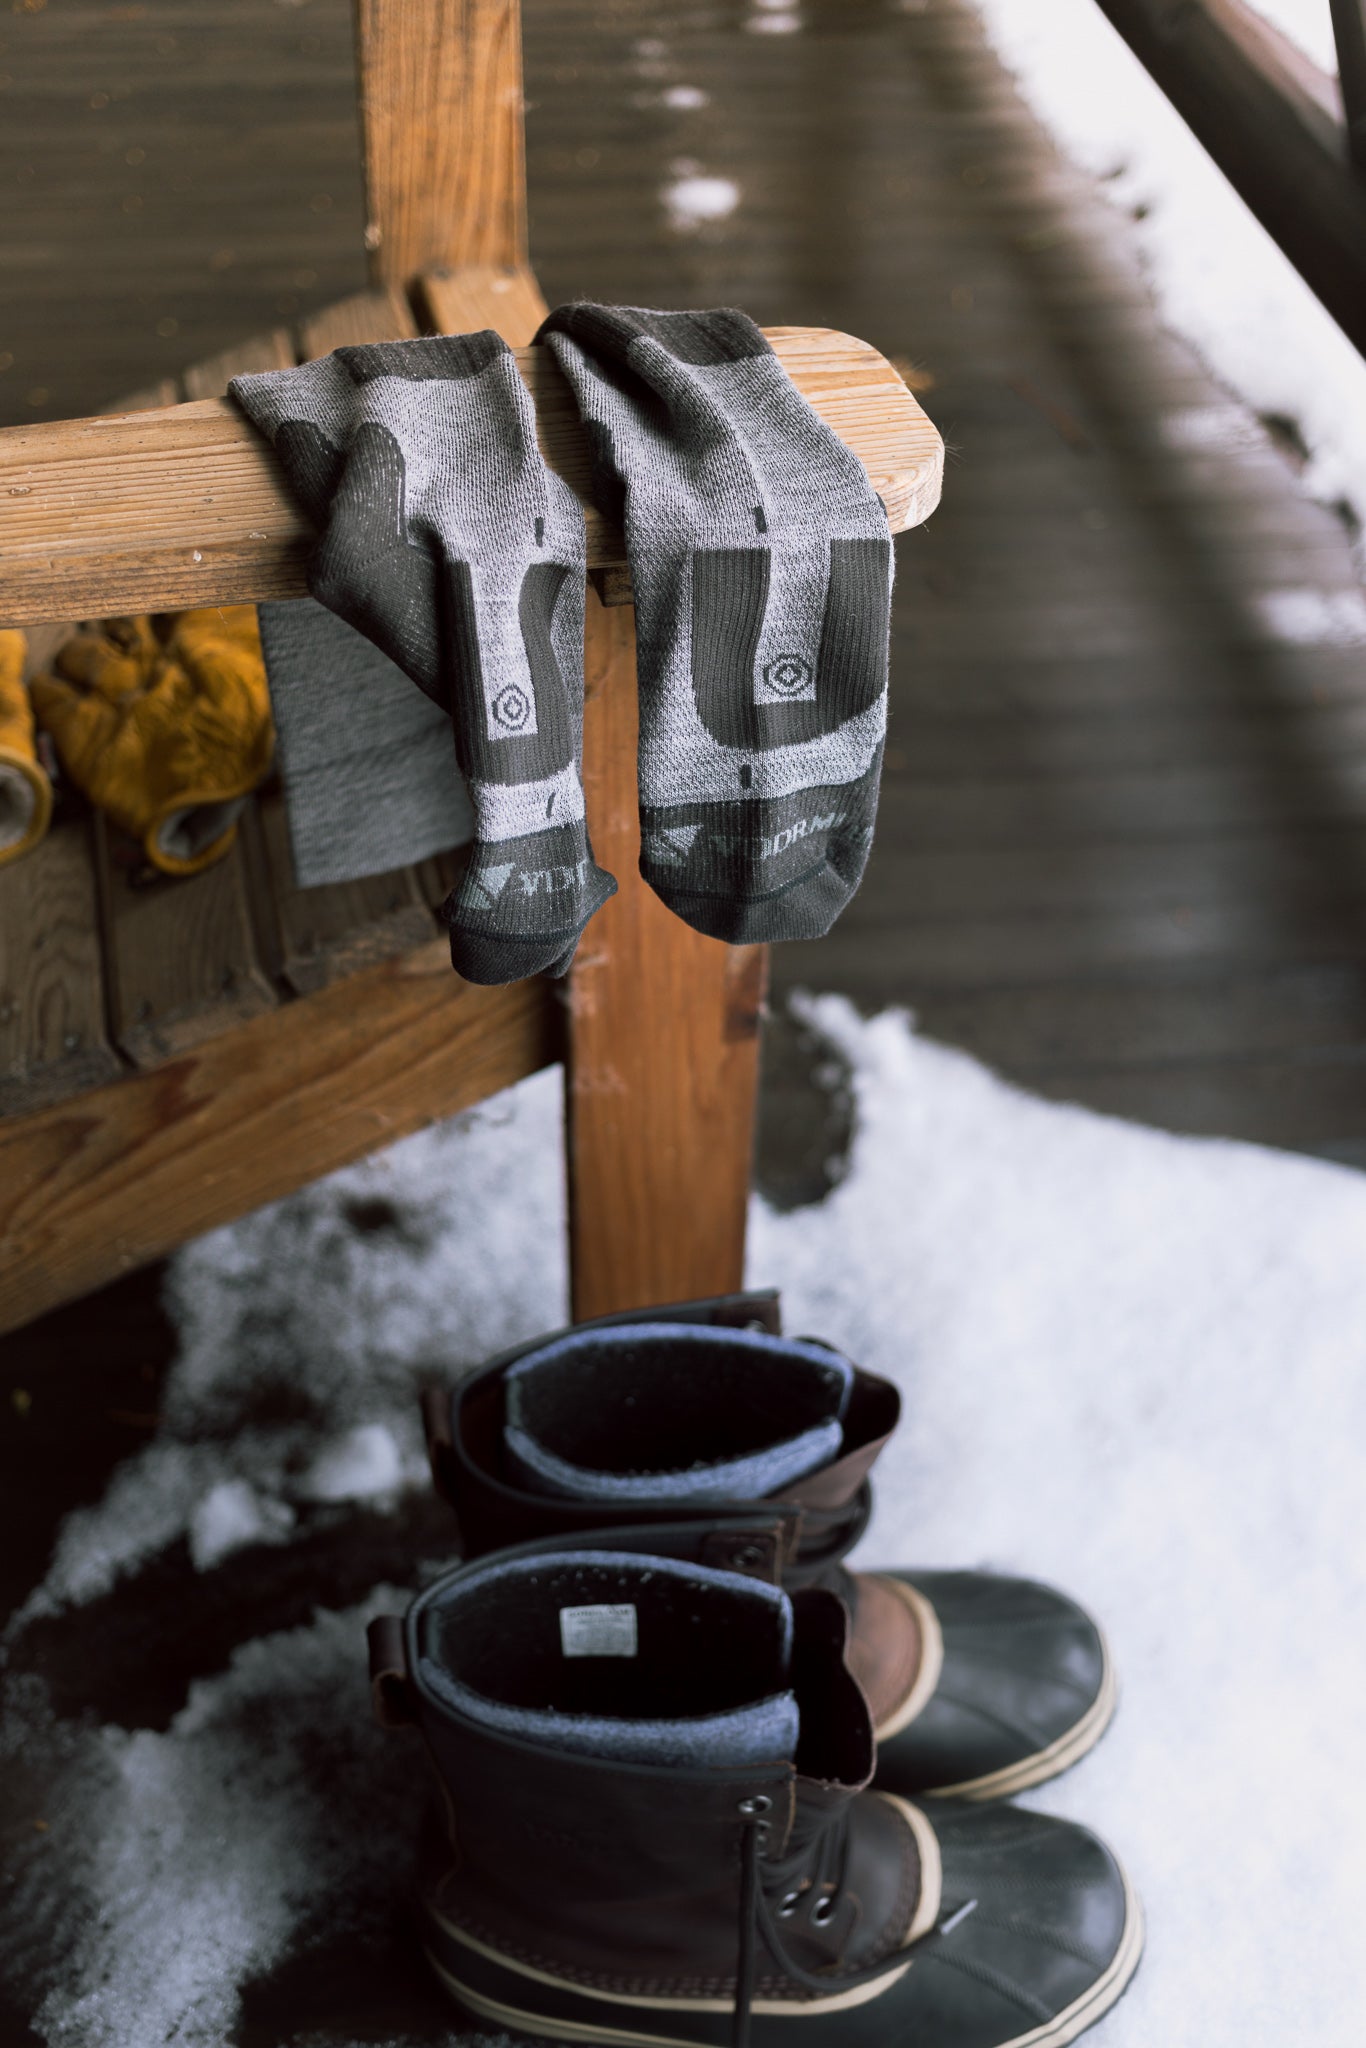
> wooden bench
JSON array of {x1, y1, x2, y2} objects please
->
[{"x1": 0, "y1": 0, "x2": 942, "y2": 1340}]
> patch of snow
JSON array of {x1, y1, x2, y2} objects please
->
[
  {"x1": 16, "y1": 1067, "x2": 566, "y2": 1617},
  {"x1": 750, "y1": 994, "x2": 1366, "y2": 2048},
  {"x1": 2, "y1": 1595, "x2": 428, "y2": 2048},
  {"x1": 8, "y1": 1000, "x2": 1366, "y2": 2042},
  {"x1": 662, "y1": 168, "x2": 741, "y2": 231},
  {"x1": 187, "y1": 1479, "x2": 295, "y2": 1572},
  {"x1": 294, "y1": 1423, "x2": 407, "y2": 1504},
  {"x1": 746, "y1": 2, "x2": 803, "y2": 35},
  {"x1": 966, "y1": 0, "x2": 1366, "y2": 552},
  {"x1": 1248, "y1": 0, "x2": 1337, "y2": 72},
  {"x1": 1252, "y1": 587, "x2": 1366, "y2": 646}
]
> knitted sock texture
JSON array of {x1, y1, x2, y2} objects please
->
[
  {"x1": 536, "y1": 304, "x2": 893, "y2": 944},
  {"x1": 256, "y1": 598, "x2": 475, "y2": 887},
  {"x1": 231, "y1": 332, "x2": 616, "y2": 982}
]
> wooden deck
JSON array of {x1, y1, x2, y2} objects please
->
[
  {"x1": 6, "y1": 0, "x2": 1365, "y2": 1193},
  {"x1": 2, "y1": 2, "x2": 1365, "y2": 2039}
]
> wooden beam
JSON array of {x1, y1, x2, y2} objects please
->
[
  {"x1": 1330, "y1": 0, "x2": 1366, "y2": 170},
  {"x1": 416, "y1": 262, "x2": 549, "y2": 347},
  {"x1": 1091, "y1": 0, "x2": 1366, "y2": 355},
  {"x1": 0, "y1": 950, "x2": 558, "y2": 1335},
  {"x1": 565, "y1": 593, "x2": 767, "y2": 1321},
  {"x1": 355, "y1": 0, "x2": 528, "y2": 290},
  {"x1": 0, "y1": 329, "x2": 944, "y2": 628}
]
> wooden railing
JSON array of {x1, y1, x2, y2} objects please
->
[{"x1": 1092, "y1": 0, "x2": 1366, "y2": 355}]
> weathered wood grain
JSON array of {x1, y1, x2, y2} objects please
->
[
  {"x1": 417, "y1": 264, "x2": 548, "y2": 346},
  {"x1": 297, "y1": 287, "x2": 419, "y2": 355},
  {"x1": 251, "y1": 791, "x2": 435, "y2": 996},
  {"x1": 0, "y1": 329, "x2": 944, "y2": 626},
  {"x1": 90, "y1": 346, "x2": 282, "y2": 1072},
  {"x1": 0, "y1": 820, "x2": 121, "y2": 1116},
  {"x1": 0, "y1": 955, "x2": 558, "y2": 1335},
  {"x1": 182, "y1": 330, "x2": 296, "y2": 401},
  {"x1": 355, "y1": 0, "x2": 528, "y2": 290},
  {"x1": 95, "y1": 817, "x2": 278, "y2": 1068},
  {"x1": 565, "y1": 592, "x2": 767, "y2": 1321}
]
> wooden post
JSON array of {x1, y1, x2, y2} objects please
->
[
  {"x1": 1331, "y1": 0, "x2": 1366, "y2": 171},
  {"x1": 566, "y1": 596, "x2": 767, "y2": 1322},
  {"x1": 354, "y1": 0, "x2": 528, "y2": 291},
  {"x1": 1090, "y1": 0, "x2": 1366, "y2": 355}
]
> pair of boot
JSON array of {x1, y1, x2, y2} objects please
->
[{"x1": 370, "y1": 1290, "x2": 1142, "y2": 2047}]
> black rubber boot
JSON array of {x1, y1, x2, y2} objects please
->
[
  {"x1": 421, "y1": 1292, "x2": 1115, "y2": 1803},
  {"x1": 369, "y1": 1531, "x2": 1142, "y2": 2048}
]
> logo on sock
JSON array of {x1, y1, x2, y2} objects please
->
[
  {"x1": 644, "y1": 823, "x2": 703, "y2": 868},
  {"x1": 491, "y1": 683, "x2": 531, "y2": 732},
  {"x1": 763, "y1": 654, "x2": 812, "y2": 695}
]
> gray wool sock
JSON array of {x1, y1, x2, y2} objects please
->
[
  {"x1": 256, "y1": 598, "x2": 475, "y2": 887},
  {"x1": 536, "y1": 304, "x2": 893, "y2": 945},
  {"x1": 230, "y1": 332, "x2": 616, "y2": 983}
]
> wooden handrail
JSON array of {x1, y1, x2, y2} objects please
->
[
  {"x1": 0, "y1": 327, "x2": 942, "y2": 630},
  {"x1": 1092, "y1": 0, "x2": 1366, "y2": 356}
]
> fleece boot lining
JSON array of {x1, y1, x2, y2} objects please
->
[
  {"x1": 502, "y1": 1323, "x2": 853, "y2": 1504},
  {"x1": 419, "y1": 1550, "x2": 799, "y2": 1768}
]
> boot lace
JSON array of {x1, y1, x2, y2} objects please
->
[{"x1": 732, "y1": 1795, "x2": 971, "y2": 2048}]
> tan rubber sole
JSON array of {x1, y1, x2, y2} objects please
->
[
  {"x1": 424, "y1": 1854, "x2": 1144, "y2": 2048},
  {"x1": 918, "y1": 1627, "x2": 1119, "y2": 1802}
]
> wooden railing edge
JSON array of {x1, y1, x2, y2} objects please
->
[
  {"x1": 1090, "y1": 0, "x2": 1366, "y2": 356},
  {"x1": 0, "y1": 326, "x2": 943, "y2": 630}
]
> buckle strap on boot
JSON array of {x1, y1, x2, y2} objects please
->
[{"x1": 367, "y1": 1614, "x2": 417, "y2": 1729}]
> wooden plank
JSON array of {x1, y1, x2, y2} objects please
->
[
  {"x1": 355, "y1": 0, "x2": 528, "y2": 290},
  {"x1": 233, "y1": 281, "x2": 449, "y2": 986},
  {"x1": 565, "y1": 592, "x2": 767, "y2": 1321},
  {"x1": 0, "y1": 329, "x2": 945, "y2": 627},
  {"x1": 1331, "y1": 0, "x2": 1366, "y2": 170},
  {"x1": 417, "y1": 264, "x2": 548, "y2": 346},
  {"x1": 1091, "y1": 0, "x2": 1366, "y2": 353},
  {"x1": 1022, "y1": 1049, "x2": 1366, "y2": 1156},
  {"x1": 0, "y1": 952, "x2": 558, "y2": 1335},
  {"x1": 87, "y1": 349, "x2": 284, "y2": 1075},
  {"x1": 96, "y1": 816, "x2": 278, "y2": 1068},
  {"x1": 252, "y1": 790, "x2": 435, "y2": 996},
  {"x1": 885, "y1": 965, "x2": 1366, "y2": 1073},
  {"x1": 182, "y1": 330, "x2": 296, "y2": 401},
  {"x1": 0, "y1": 819, "x2": 121, "y2": 1117},
  {"x1": 297, "y1": 287, "x2": 419, "y2": 356}
]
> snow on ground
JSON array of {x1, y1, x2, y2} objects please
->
[
  {"x1": 967, "y1": 0, "x2": 1366, "y2": 550},
  {"x1": 6, "y1": 1000, "x2": 1366, "y2": 2045}
]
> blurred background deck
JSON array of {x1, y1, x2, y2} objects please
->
[{"x1": 8, "y1": 0, "x2": 1366, "y2": 1199}]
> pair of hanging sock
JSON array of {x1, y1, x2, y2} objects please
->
[{"x1": 231, "y1": 306, "x2": 893, "y2": 986}]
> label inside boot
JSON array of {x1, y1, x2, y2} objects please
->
[{"x1": 559, "y1": 1603, "x2": 638, "y2": 1657}]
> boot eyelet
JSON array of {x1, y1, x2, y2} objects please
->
[
  {"x1": 811, "y1": 1894, "x2": 836, "y2": 1926},
  {"x1": 778, "y1": 1890, "x2": 803, "y2": 1917},
  {"x1": 737, "y1": 1794, "x2": 772, "y2": 1817},
  {"x1": 731, "y1": 1543, "x2": 767, "y2": 1570}
]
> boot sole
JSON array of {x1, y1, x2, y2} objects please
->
[
  {"x1": 421, "y1": 1850, "x2": 1144, "y2": 2048},
  {"x1": 917, "y1": 1630, "x2": 1119, "y2": 1802}
]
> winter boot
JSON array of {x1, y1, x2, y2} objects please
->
[
  {"x1": 421, "y1": 1292, "x2": 1117, "y2": 1802},
  {"x1": 368, "y1": 1532, "x2": 1142, "y2": 2047}
]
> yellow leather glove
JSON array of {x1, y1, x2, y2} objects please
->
[
  {"x1": 0, "y1": 630, "x2": 54, "y2": 868},
  {"x1": 30, "y1": 607, "x2": 274, "y2": 876}
]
